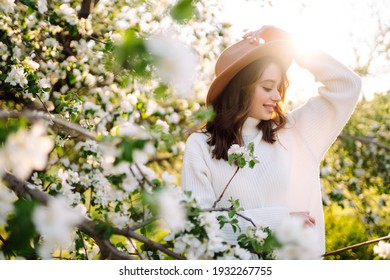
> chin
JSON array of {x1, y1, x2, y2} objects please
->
[{"x1": 260, "y1": 114, "x2": 273, "y2": 121}]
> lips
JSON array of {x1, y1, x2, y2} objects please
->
[{"x1": 263, "y1": 104, "x2": 276, "y2": 112}]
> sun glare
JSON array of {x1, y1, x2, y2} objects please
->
[{"x1": 219, "y1": 0, "x2": 390, "y2": 102}]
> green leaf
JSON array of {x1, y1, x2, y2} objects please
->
[
  {"x1": 170, "y1": 0, "x2": 196, "y2": 23},
  {"x1": 247, "y1": 142, "x2": 254, "y2": 153},
  {"x1": 0, "y1": 118, "x2": 28, "y2": 145},
  {"x1": 191, "y1": 106, "x2": 215, "y2": 123},
  {"x1": 153, "y1": 84, "x2": 169, "y2": 99},
  {"x1": 119, "y1": 138, "x2": 147, "y2": 163},
  {"x1": 237, "y1": 157, "x2": 246, "y2": 168},
  {"x1": 2, "y1": 199, "x2": 38, "y2": 259},
  {"x1": 228, "y1": 154, "x2": 235, "y2": 165},
  {"x1": 187, "y1": 207, "x2": 201, "y2": 217}
]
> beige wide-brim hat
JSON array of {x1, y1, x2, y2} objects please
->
[{"x1": 206, "y1": 39, "x2": 293, "y2": 106}]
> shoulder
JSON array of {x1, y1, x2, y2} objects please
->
[
  {"x1": 183, "y1": 131, "x2": 211, "y2": 158},
  {"x1": 185, "y1": 131, "x2": 209, "y2": 145}
]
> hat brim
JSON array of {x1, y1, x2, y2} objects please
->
[{"x1": 206, "y1": 40, "x2": 293, "y2": 106}]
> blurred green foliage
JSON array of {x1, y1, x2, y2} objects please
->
[{"x1": 322, "y1": 92, "x2": 390, "y2": 258}]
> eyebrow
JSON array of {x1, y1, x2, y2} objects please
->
[{"x1": 259, "y1": 79, "x2": 280, "y2": 85}]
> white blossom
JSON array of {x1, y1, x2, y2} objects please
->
[
  {"x1": 33, "y1": 197, "x2": 83, "y2": 258},
  {"x1": 156, "y1": 119, "x2": 170, "y2": 133},
  {"x1": 5, "y1": 66, "x2": 28, "y2": 87},
  {"x1": 24, "y1": 58, "x2": 40, "y2": 71},
  {"x1": 108, "y1": 211, "x2": 130, "y2": 229},
  {"x1": 0, "y1": 184, "x2": 17, "y2": 225},
  {"x1": 373, "y1": 240, "x2": 390, "y2": 259},
  {"x1": 59, "y1": 4, "x2": 78, "y2": 25},
  {"x1": 233, "y1": 246, "x2": 252, "y2": 260},
  {"x1": 273, "y1": 216, "x2": 323, "y2": 260},
  {"x1": 228, "y1": 144, "x2": 245, "y2": 156},
  {"x1": 132, "y1": 142, "x2": 155, "y2": 164},
  {"x1": 161, "y1": 171, "x2": 176, "y2": 184},
  {"x1": 77, "y1": 18, "x2": 93, "y2": 36},
  {"x1": 166, "y1": 112, "x2": 180, "y2": 124},
  {"x1": 157, "y1": 185, "x2": 187, "y2": 234},
  {"x1": 2, "y1": 123, "x2": 54, "y2": 179},
  {"x1": 0, "y1": 0, "x2": 16, "y2": 13},
  {"x1": 146, "y1": 30, "x2": 198, "y2": 98},
  {"x1": 37, "y1": 0, "x2": 48, "y2": 13},
  {"x1": 118, "y1": 123, "x2": 149, "y2": 139}
]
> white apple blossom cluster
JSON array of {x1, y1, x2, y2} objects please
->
[
  {"x1": 373, "y1": 240, "x2": 390, "y2": 259},
  {"x1": 146, "y1": 30, "x2": 198, "y2": 98},
  {"x1": 36, "y1": 0, "x2": 47, "y2": 14},
  {"x1": 0, "y1": 183, "x2": 17, "y2": 226},
  {"x1": 58, "y1": 4, "x2": 78, "y2": 26},
  {"x1": 0, "y1": 0, "x2": 16, "y2": 13},
  {"x1": 4, "y1": 66, "x2": 28, "y2": 87},
  {"x1": 227, "y1": 142, "x2": 259, "y2": 168},
  {"x1": 0, "y1": 123, "x2": 54, "y2": 180},
  {"x1": 32, "y1": 197, "x2": 84, "y2": 259},
  {"x1": 157, "y1": 183, "x2": 188, "y2": 234},
  {"x1": 273, "y1": 216, "x2": 323, "y2": 260}
]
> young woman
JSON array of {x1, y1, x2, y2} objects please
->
[{"x1": 181, "y1": 26, "x2": 362, "y2": 258}]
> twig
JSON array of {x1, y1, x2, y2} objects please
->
[
  {"x1": 202, "y1": 207, "x2": 257, "y2": 227},
  {"x1": 0, "y1": 234, "x2": 6, "y2": 244},
  {"x1": 114, "y1": 228, "x2": 186, "y2": 260},
  {"x1": 128, "y1": 217, "x2": 157, "y2": 231},
  {"x1": 212, "y1": 166, "x2": 240, "y2": 208},
  {"x1": 323, "y1": 235, "x2": 390, "y2": 257},
  {"x1": 77, "y1": 230, "x2": 90, "y2": 260},
  {"x1": 0, "y1": 110, "x2": 96, "y2": 140},
  {"x1": 129, "y1": 165, "x2": 145, "y2": 190},
  {"x1": 126, "y1": 237, "x2": 144, "y2": 260},
  {"x1": 134, "y1": 163, "x2": 155, "y2": 188},
  {"x1": 339, "y1": 133, "x2": 390, "y2": 151}
]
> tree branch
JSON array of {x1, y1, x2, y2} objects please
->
[
  {"x1": 2, "y1": 172, "x2": 133, "y2": 260},
  {"x1": 323, "y1": 235, "x2": 390, "y2": 257},
  {"x1": 78, "y1": 0, "x2": 100, "y2": 19},
  {"x1": 202, "y1": 207, "x2": 257, "y2": 227},
  {"x1": 114, "y1": 228, "x2": 186, "y2": 260},
  {"x1": 339, "y1": 133, "x2": 390, "y2": 151},
  {"x1": 212, "y1": 166, "x2": 239, "y2": 208},
  {"x1": 0, "y1": 110, "x2": 96, "y2": 140}
]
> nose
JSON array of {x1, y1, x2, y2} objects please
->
[{"x1": 271, "y1": 89, "x2": 281, "y2": 101}]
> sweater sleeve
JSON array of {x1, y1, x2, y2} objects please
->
[
  {"x1": 289, "y1": 49, "x2": 362, "y2": 161},
  {"x1": 181, "y1": 133, "x2": 217, "y2": 208}
]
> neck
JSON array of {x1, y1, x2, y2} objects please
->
[{"x1": 242, "y1": 117, "x2": 261, "y2": 142}]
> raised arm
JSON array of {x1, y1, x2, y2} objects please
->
[
  {"x1": 244, "y1": 25, "x2": 362, "y2": 161},
  {"x1": 290, "y1": 49, "x2": 362, "y2": 161}
]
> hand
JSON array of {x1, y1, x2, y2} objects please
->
[
  {"x1": 243, "y1": 25, "x2": 291, "y2": 44},
  {"x1": 289, "y1": 211, "x2": 316, "y2": 227}
]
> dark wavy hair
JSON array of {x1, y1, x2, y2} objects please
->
[{"x1": 205, "y1": 56, "x2": 289, "y2": 160}]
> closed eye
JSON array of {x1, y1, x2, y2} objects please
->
[{"x1": 263, "y1": 87, "x2": 272, "y2": 92}]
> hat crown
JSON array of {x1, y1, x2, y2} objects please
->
[{"x1": 215, "y1": 40, "x2": 258, "y2": 76}]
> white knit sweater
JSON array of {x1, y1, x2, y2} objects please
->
[{"x1": 181, "y1": 49, "x2": 362, "y2": 256}]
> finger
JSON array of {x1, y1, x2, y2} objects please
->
[
  {"x1": 249, "y1": 30, "x2": 260, "y2": 44},
  {"x1": 308, "y1": 216, "x2": 316, "y2": 225},
  {"x1": 290, "y1": 211, "x2": 309, "y2": 215},
  {"x1": 304, "y1": 215, "x2": 316, "y2": 226},
  {"x1": 242, "y1": 32, "x2": 253, "y2": 39}
]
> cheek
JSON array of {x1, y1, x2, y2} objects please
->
[{"x1": 252, "y1": 88, "x2": 267, "y2": 104}]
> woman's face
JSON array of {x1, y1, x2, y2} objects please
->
[{"x1": 248, "y1": 62, "x2": 282, "y2": 120}]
